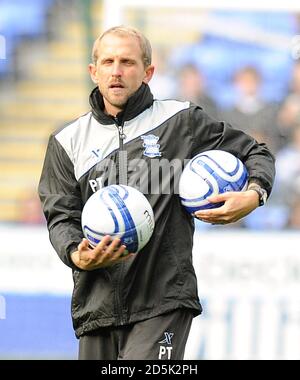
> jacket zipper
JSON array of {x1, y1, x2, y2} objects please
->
[
  {"x1": 114, "y1": 117, "x2": 127, "y2": 185},
  {"x1": 113, "y1": 116, "x2": 127, "y2": 325}
]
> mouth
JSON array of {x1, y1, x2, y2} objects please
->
[{"x1": 109, "y1": 83, "x2": 125, "y2": 89}]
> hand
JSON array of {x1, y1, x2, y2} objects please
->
[
  {"x1": 71, "y1": 235, "x2": 135, "y2": 271},
  {"x1": 194, "y1": 190, "x2": 260, "y2": 225}
]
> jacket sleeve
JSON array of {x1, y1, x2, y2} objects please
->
[
  {"x1": 38, "y1": 134, "x2": 84, "y2": 269},
  {"x1": 189, "y1": 104, "x2": 276, "y2": 197}
]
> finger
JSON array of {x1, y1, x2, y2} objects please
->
[
  {"x1": 78, "y1": 238, "x2": 90, "y2": 251},
  {"x1": 94, "y1": 235, "x2": 112, "y2": 253},
  {"x1": 105, "y1": 238, "x2": 122, "y2": 255},
  {"x1": 111, "y1": 245, "x2": 127, "y2": 260},
  {"x1": 103, "y1": 245, "x2": 129, "y2": 266},
  {"x1": 195, "y1": 206, "x2": 225, "y2": 219},
  {"x1": 118, "y1": 252, "x2": 135, "y2": 261},
  {"x1": 195, "y1": 215, "x2": 228, "y2": 224},
  {"x1": 194, "y1": 208, "x2": 231, "y2": 225},
  {"x1": 207, "y1": 192, "x2": 233, "y2": 203}
]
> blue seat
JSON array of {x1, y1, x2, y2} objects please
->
[
  {"x1": 0, "y1": 0, "x2": 53, "y2": 36},
  {"x1": 0, "y1": 0, "x2": 53, "y2": 76}
]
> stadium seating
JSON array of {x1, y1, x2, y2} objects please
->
[
  {"x1": 0, "y1": 2, "x2": 90, "y2": 221},
  {"x1": 0, "y1": 0, "x2": 54, "y2": 75},
  {"x1": 170, "y1": 11, "x2": 296, "y2": 108}
]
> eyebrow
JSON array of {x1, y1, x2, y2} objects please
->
[{"x1": 100, "y1": 57, "x2": 137, "y2": 63}]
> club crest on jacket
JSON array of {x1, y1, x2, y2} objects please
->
[{"x1": 141, "y1": 134, "x2": 162, "y2": 158}]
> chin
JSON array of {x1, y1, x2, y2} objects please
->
[
  {"x1": 111, "y1": 100, "x2": 127, "y2": 108},
  {"x1": 111, "y1": 97, "x2": 128, "y2": 108}
]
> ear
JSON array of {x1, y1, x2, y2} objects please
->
[
  {"x1": 88, "y1": 63, "x2": 98, "y2": 84},
  {"x1": 143, "y1": 65, "x2": 155, "y2": 84}
]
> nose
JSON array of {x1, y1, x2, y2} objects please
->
[{"x1": 111, "y1": 62, "x2": 122, "y2": 77}]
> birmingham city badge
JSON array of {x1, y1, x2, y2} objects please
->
[{"x1": 141, "y1": 134, "x2": 162, "y2": 158}]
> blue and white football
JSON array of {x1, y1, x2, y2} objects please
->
[
  {"x1": 81, "y1": 185, "x2": 155, "y2": 253},
  {"x1": 179, "y1": 150, "x2": 248, "y2": 214}
]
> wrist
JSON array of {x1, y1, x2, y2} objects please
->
[
  {"x1": 247, "y1": 183, "x2": 268, "y2": 206},
  {"x1": 247, "y1": 189, "x2": 260, "y2": 207}
]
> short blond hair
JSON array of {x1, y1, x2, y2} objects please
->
[{"x1": 92, "y1": 26, "x2": 152, "y2": 67}]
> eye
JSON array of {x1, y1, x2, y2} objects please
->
[
  {"x1": 122, "y1": 59, "x2": 135, "y2": 66},
  {"x1": 102, "y1": 59, "x2": 113, "y2": 65}
]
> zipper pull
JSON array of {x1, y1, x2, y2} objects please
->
[{"x1": 118, "y1": 125, "x2": 126, "y2": 140}]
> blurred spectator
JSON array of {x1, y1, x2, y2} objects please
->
[
  {"x1": 277, "y1": 95, "x2": 300, "y2": 148},
  {"x1": 175, "y1": 64, "x2": 219, "y2": 119},
  {"x1": 277, "y1": 62, "x2": 300, "y2": 146},
  {"x1": 275, "y1": 124, "x2": 300, "y2": 202},
  {"x1": 287, "y1": 198, "x2": 300, "y2": 229},
  {"x1": 221, "y1": 66, "x2": 280, "y2": 153},
  {"x1": 289, "y1": 61, "x2": 300, "y2": 96},
  {"x1": 243, "y1": 124, "x2": 300, "y2": 231},
  {"x1": 148, "y1": 46, "x2": 176, "y2": 100}
]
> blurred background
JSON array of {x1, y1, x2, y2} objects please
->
[{"x1": 0, "y1": 0, "x2": 300, "y2": 360}]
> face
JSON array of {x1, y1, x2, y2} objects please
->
[
  {"x1": 180, "y1": 68, "x2": 204, "y2": 97},
  {"x1": 235, "y1": 72, "x2": 260, "y2": 97},
  {"x1": 89, "y1": 33, "x2": 154, "y2": 116}
]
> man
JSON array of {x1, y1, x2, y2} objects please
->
[
  {"x1": 176, "y1": 64, "x2": 219, "y2": 120},
  {"x1": 38, "y1": 26, "x2": 275, "y2": 360},
  {"x1": 221, "y1": 66, "x2": 280, "y2": 153}
]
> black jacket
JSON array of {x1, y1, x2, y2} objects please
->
[{"x1": 38, "y1": 83, "x2": 275, "y2": 337}]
